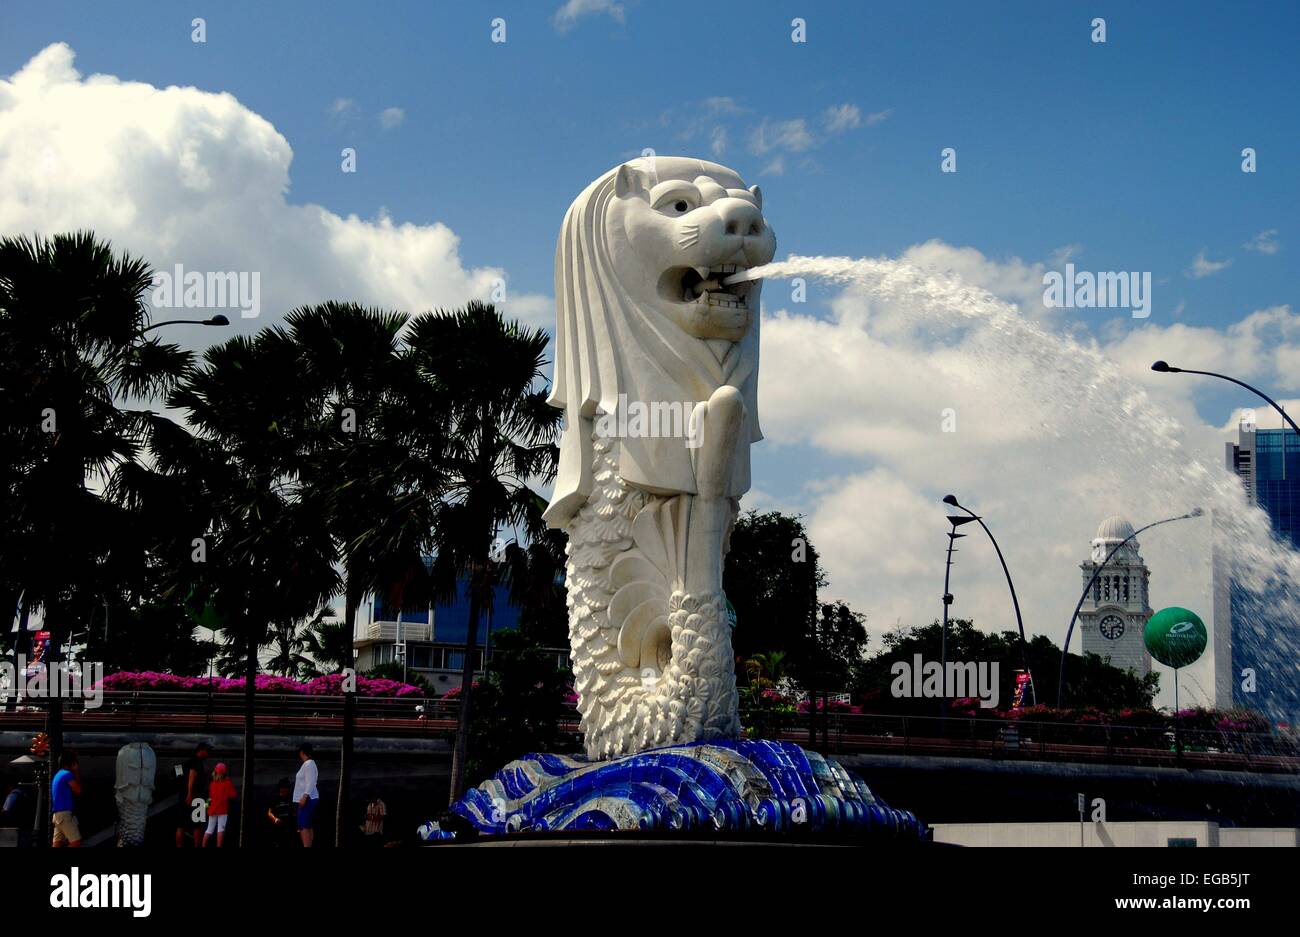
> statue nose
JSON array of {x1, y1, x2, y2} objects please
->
[{"x1": 717, "y1": 199, "x2": 763, "y2": 237}]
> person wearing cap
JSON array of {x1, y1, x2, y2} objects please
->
[{"x1": 203, "y1": 762, "x2": 238, "y2": 848}]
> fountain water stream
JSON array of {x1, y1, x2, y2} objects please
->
[{"x1": 734, "y1": 254, "x2": 1299, "y2": 721}]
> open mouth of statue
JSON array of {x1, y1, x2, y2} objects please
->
[{"x1": 663, "y1": 264, "x2": 753, "y2": 309}]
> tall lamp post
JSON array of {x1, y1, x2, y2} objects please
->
[
  {"x1": 140, "y1": 314, "x2": 230, "y2": 335},
  {"x1": 1151, "y1": 361, "x2": 1300, "y2": 436},
  {"x1": 944, "y1": 495, "x2": 1036, "y2": 705},
  {"x1": 1057, "y1": 508, "x2": 1203, "y2": 707},
  {"x1": 941, "y1": 511, "x2": 980, "y2": 719}
]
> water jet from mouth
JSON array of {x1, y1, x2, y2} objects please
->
[{"x1": 739, "y1": 253, "x2": 1299, "y2": 721}]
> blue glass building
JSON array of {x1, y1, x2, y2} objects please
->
[
  {"x1": 355, "y1": 570, "x2": 536, "y2": 693},
  {"x1": 1215, "y1": 425, "x2": 1300, "y2": 727}
]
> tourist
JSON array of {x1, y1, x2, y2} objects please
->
[
  {"x1": 361, "y1": 792, "x2": 386, "y2": 845},
  {"x1": 203, "y1": 763, "x2": 238, "y2": 848},
  {"x1": 266, "y1": 777, "x2": 296, "y2": 847},
  {"x1": 175, "y1": 741, "x2": 210, "y2": 847},
  {"x1": 293, "y1": 742, "x2": 320, "y2": 847},
  {"x1": 2, "y1": 781, "x2": 32, "y2": 847},
  {"x1": 50, "y1": 751, "x2": 81, "y2": 848}
]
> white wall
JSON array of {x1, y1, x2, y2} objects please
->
[{"x1": 932, "y1": 821, "x2": 1230, "y2": 847}]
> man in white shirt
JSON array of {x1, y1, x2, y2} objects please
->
[{"x1": 293, "y1": 742, "x2": 320, "y2": 847}]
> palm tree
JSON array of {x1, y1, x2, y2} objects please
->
[
  {"x1": 405, "y1": 301, "x2": 560, "y2": 804},
  {"x1": 499, "y1": 520, "x2": 569, "y2": 648},
  {"x1": 169, "y1": 330, "x2": 340, "y2": 845},
  {"x1": 0, "y1": 233, "x2": 189, "y2": 754},
  {"x1": 266, "y1": 607, "x2": 333, "y2": 678},
  {"x1": 300, "y1": 615, "x2": 351, "y2": 677},
  {"x1": 281, "y1": 302, "x2": 442, "y2": 844}
]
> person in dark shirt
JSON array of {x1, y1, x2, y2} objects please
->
[
  {"x1": 2, "y1": 781, "x2": 33, "y2": 847},
  {"x1": 174, "y1": 742, "x2": 210, "y2": 847},
  {"x1": 265, "y1": 778, "x2": 296, "y2": 847}
]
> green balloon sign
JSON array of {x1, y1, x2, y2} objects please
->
[{"x1": 1144, "y1": 607, "x2": 1207, "y2": 669}]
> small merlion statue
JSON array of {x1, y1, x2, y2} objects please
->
[
  {"x1": 545, "y1": 156, "x2": 776, "y2": 758},
  {"x1": 114, "y1": 741, "x2": 156, "y2": 846}
]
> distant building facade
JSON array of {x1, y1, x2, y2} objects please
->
[
  {"x1": 354, "y1": 574, "x2": 563, "y2": 693},
  {"x1": 1078, "y1": 515, "x2": 1153, "y2": 676},
  {"x1": 1214, "y1": 422, "x2": 1300, "y2": 727}
]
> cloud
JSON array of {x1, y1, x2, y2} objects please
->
[
  {"x1": 748, "y1": 118, "x2": 815, "y2": 155},
  {"x1": 760, "y1": 156, "x2": 786, "y2": 176},
  {"x1": 823, "y1": 103, "x2": 892, "y2": 133},
  {"x1": 0, "y1": 43, "x2": 551, "y2": 340},
  {"x1": 378, "y1": 106, "x2": 405, "y2": 130},
  {"x1": 1244, "y1": 229, "x2": 1280, "y2": 256},
  {"x1": 330, "y1": 97, "x2": 358, "y2": 119},
  {"x1": 709, "y1": 126, "x2": 727, "y2": 158},
  {"x1": 754, "y1": 242, "x2": 1300, "y2": 708},
  {"x1": 1186, "y1": 248, "x2": 1233, "y2": 279},
  {"x1": 552, "y1": 0, "x2": 625, "y2": 33}
]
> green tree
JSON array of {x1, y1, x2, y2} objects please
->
[
  {"x1": 405, "y1": 301, "x2": 561, "y2": 804},
  {"x1": 854, "y1": 618, "x2": 1158, "y2": 714},
  {"x1": 265, "y1": 607, "x2": 334, "y2": 679},
  {"x1": 301, "y1": 615, "x2": 351, "y2": 677},
  {"x1": 499, "y1": 521, "x2": 569, "y2": 648},
  {"x1": 460, "y1": 629, "x2": 571, "y2": 785},
  {"x1": 170, "y1": 331, "x2": 340, "y2": 844},
  {"x1": 0, "y1": 233, "x2": 189, "y2": 752},
  {"x1": 282, "y1": 302, "x2": 441, "y2": 844},
  {"x1": 724, "y1": 511, "x2": 824, "y2": 661}
]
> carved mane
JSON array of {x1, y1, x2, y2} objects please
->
[{"x1": 544, "y1": 158, "x2": 763, "y2": 528}]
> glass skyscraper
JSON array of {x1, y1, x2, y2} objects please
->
[{"x1": 1214, "y1": 424, "x2": 1300, "y2": 727}]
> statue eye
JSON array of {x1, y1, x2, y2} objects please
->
[{"x1": 673, "y1": 200, "x2": 689, "y2": 213}]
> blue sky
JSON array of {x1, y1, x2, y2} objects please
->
[
  {"x1": 3, "y1": 0, "x2": 1294, "y2": 340},
  {"x1": 2, "y1": 1, "x2": 1297, "y2": 705}
]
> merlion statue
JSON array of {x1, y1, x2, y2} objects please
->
[
  {"x1": 419, "y1": 158, "x2": 927, "y2": 841},
  {"x1": 545, "y1": 156, "x2": 776, "y2": 758}
]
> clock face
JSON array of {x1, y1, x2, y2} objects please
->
[{"x1": 1099, "y1": 615, "x2": 1125, "y2": 640}]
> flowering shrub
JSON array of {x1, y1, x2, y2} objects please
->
[
  {"x1": 96, "y1": 671, "x2": 425, "y2": 698},
  {"x1": 795, "y1": 698, "x2": 862, "y2": 715},
  {"x1": 440, "y1": 682, "x2": 481, "y2": 700}
]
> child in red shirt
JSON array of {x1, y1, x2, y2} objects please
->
[{"x1": 203, "y1": 763, "x2": 238, "y2": 847}]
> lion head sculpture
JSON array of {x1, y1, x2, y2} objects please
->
[{"x1": 544, "y1": 156, "x2": 777, "y2": 527}]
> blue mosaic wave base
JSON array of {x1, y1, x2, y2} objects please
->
[{"x1": 418, "y1": 739, "x2": 926, "y2": 841}]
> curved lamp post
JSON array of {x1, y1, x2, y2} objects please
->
[
  {"x1": 940, "y1": 511, "x2": 978, "y2": 718},
  {"x1": 141, "y1": 314, "x2": 230, "y2": 334},
  {"x1": 1056, "y1": 507, "x2": 1203, "y2": 707},
  {"x1": 944, "y1": 495, "x2": 1036, "y2": 705},
  {"x1": 1152, "y1": 361, "x2": 1300, "y2": 436}
]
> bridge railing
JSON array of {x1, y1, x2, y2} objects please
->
[
  {"x1": 5, "y1": 694, "x2": 1296, "y2": 766},
  {"x1": 742, "y1": 709, "x2": 1300, "y2": 764}
]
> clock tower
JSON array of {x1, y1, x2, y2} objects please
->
[{"x1": 1079, "y1": 515, "x2": 1152, "y2": 676}]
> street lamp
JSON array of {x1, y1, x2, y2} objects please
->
[
  {"x1": 944, "y1": 495, "x2": 1036, "y2": 705},
  {"x1": 140, "y1": 314, "x2": 230, "y2": 335},
  {"x1": 1151, "y1": 361, "x2": 1300, "y2": 436},
  {"x1": 941, "y1": 508, "x2": 980, "y2": 719},
  {"x1": 1057, "y1": 508, "x2": 1204, "y2": 707}
]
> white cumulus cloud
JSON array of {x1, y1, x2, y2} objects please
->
[
  {"x1": 755, "y1": 243, "x2": 1300, "y2": 708},
  {"x1": 0, "y1": 43, "x2": 550, "y2": 343}
]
